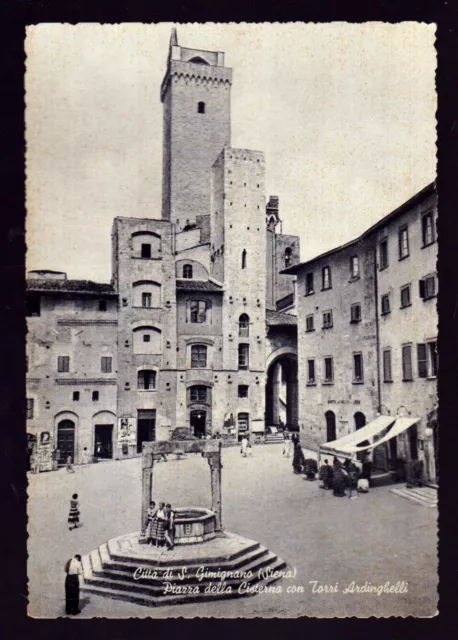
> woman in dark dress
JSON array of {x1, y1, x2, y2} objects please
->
[
  {"x1": 332, "y1": 459, "x2": 346, "y2": 497},
  {"x1": 68, "y1": 493, "x2": 80, "y2": 530},
  {"x1": 319, "y1": 459, "x2": 334, "y2": 489}
]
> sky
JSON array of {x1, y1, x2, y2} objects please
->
[{"x1": 25, "y1": 23, "x2": 436, "y2": 283}]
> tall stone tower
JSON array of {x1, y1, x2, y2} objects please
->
[{"x1": 161, "y1": 28, "x2": 232, "y2": 230}]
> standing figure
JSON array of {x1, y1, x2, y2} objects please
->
[
  {"x1": 319, "y1": 458, "x2": 334, "y2": 490},
  {"x1": 80, "y1": 447, "x2": 91, "y2": 466},
  {"x1": 292, "y1": 441, "x2": 305, "y2": 474},
  {"x1": 361, "y1": 455, "x2": 373, "y2": 487},
  {"x1": 240, "y1": 435, "x2": 248, "y2": 458},
  {"x1": 68, "y1": 493, "x2": 80, "y2": 530},
  {"x1": 283, "y1": 430, "x2": 292, "y2": 458},
  {"x1": 66, "y1": 455, "x2": 75, "y2": 473},
  {"x1": 149, "y1": 502, "x2": 166, "y2": 547},
  {"x1": 64, "y1": 554, "x2": 83, "y2": 615},
  {"x1": 164, "y1": 503, "x2": 175, "y2": 550},
  {"x1": 146, "y1": 500, "x2": 157, "y2": 545},
  {"x1": 332, "y1": 464, "x2": 347, "y2": 497},
  {"x1": 291, "y1": 432, "x2": 299, "y2": 447}
]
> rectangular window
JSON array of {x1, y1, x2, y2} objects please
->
[
  {"x1": 422, "y1": 212, "x2": 435, "y2": 246},
  {"x1": 322, "y1": 310, "x2": 333, "y2": 329},
  {"x1": 307, "y1": 360, "x2": 315, "y2": 384},
  {"x1": 428, "y1": 341, "x2": 438, "y2": 377},
  {"x1": 142, "y1": 292, "x2": 152, "y2": 308},
  {"x1": 381, "y1": 294, "x2": 391, "y2": 315},
  {"x1": 402, "y1": 345, "x2": 413, "y2": 381},
  {"x1": 350, "y1": 256, "x2": 359, "y2": 279},
  {"x1": 238, "y1": 385, "x2": 249, "y2": 398},
  {"x1": 400, "y1": 285, "x2": 411, "y2": 308},
  {"x1": 353, "y1": 353, "x2": 364, "y2": 382},
  {"x1": 141, "y1": 243, "x2": 151, "y2": 258},
  {"x1": 73, "y1": 391, "x2": 80, "y2": 401},
  {"x1": 322, "y1": 266, "x2": 331, "y2": 290},
  {"x1": 238, "y1": 344, "x2": 249, "y2": 370},
  {"x1": 305, "y1": 315, "x2": 314, "y2": 332},
  {"x1": 379, "y1": 238, "x2": 388, "y2": 270},
  {"x1": 324, "y1": 357, "x2": 334, "y2": 383},
  {"x1": 92, "y1": 391, "x2": 99, "y2": 401},
  {"x1": 138, "y1": 370, "x2": 156, "y2": 390},
  {"x1": 190, "y1": 386, "x2": 207, "y2": 402},
  {"x1": 305, "y1": 273, "x2": 314, "y2": 295},
  {"x1": 419, "y1": 275, "x2": 436, "y2": 300},
  {"x1": 350, "y1": 303, "x2": 361, "y2": 323},
  {"x1": 191, "y1": 345, "x2": 207, "y2": 369},
  {"x1": 26, "y1": 294, "x2": 41, "y2": 317},
  {"x1": 417, "y1": 343, "x2": 428, "y2": 378},
  {"x1": 383, "y1": 349, "x2": 392, "y2": 382},
  {"x1": 190, "y1": 300, "x2": 207, "y2": 323},
  {"x1": 26, "y1": 398, "x2": 34, "y2": 420},
  {"x1": 57, "y1": 356, "x2": 70, "y2": 372},
  {"x1": 398, "y1": 225, "x2": 409, "y2": 259},
  {"x1": 143, "y1": 334, "x2": 151, "y2": 342},
  {"x1": 101, "y1": 356, "x2": 112, "y2": 373}
]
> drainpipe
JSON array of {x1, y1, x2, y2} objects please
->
[{"x1": 373, "y1": 246, "x2": 382, "y2": 414}]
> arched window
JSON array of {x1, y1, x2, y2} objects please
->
[
  {"x1": 132, "y1": 281, "x2": 161, "y2": 308},
  {"x1": 183, "y1": 264, "x2": 193, "y2": 279},
  {"x1": 198, "y1": 101, "x2": 205, "y2": 114},
  {"x1": 241, "y1": 249, "x2": 247, "y2": 269},
  {"x1": 189, "y1": 385, "x2": 208, "y2": 403},
  {"x1": 284, "y1": 247, "x2": 292, "y2": 268},
  {"x1": 138, "y1": 370, "x2": 156, "y2": 391},
  {"x1": 239, "y1": 313, "x2": 249, "y2": 337}
]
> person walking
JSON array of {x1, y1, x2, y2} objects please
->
[
  {"x1": 80, "y1": 447, "x2": 91, "y2": 466},
  {"x1": 283, "y1": 429, "x2": 292, "y2": 458},
  {"x1": 64, "y1": 554, "x2": 83, "y2": 615},
  {"x1": 240, "y1": 435, "x2": 248, "y2": 458},
  {"x1": 68, "y1": 493, "x2": 80, "y2": 530},
  {"x1": 66, "y1": 455, "x2": 75, "y2": 473}
]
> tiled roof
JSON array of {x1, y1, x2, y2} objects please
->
[
  {"x1": 266, "y1": 310, "x2": 297, "y2": 326},
  {"x1": 176, "y1": 279, "x2": 223, "y2": 292},
  {"x1": 27, "y1": 279, "x2": 116, "y2": 295}
]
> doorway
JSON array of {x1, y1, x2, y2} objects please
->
[
  {"x1": 94, "y1": 424, "x2": 113, "y2": 459},
  {"x1": 354, "y1": 412, "x2": 369, "y2": 462},
  {"x1": 237, "y1": 412, "x2": 249, "y2": 441},
  {"x1": 57, "y1": 420, "x2": 75, "y2": 466},
  {"x1": 409, "y1": 423, "x2": 418, "y2": 460},
  {"x1": 190, "y1": 410, "x2": 206, "y2": 438},
  {"x1": 137, "y1": 409, "x2": 156, "y2": 453},
  {"x1": 325, "y1": 411, "x2": 336, "y2": 442}
]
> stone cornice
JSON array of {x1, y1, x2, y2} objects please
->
[
  {"x1": 161, "y1": 61, "x2": 232, "y2": 101},
  {"x1": 57, "y1": 319, "x2": 118, "y2": 326},
  {"x1": 55, "y1": 378, "x2": 117, "y2": 385}
]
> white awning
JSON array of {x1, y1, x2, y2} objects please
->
[
  {"x1": 320, "y1": 415, "x2": 396, "y2": 456},
  {"x1": 339, "y1": 417, "x2": 420, "y2": 454}
]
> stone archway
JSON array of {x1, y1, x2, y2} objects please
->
[{"x1": 265, "y1": 353, "x2": 298, "y2": 429}]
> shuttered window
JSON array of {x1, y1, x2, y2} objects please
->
[
  {"x1": 383, "y1": 349, "x2": 392, "y2": 382},
  {"x1": 402, "y1": 345, "x2": 413, "y2": 381},
  {"x1": 417, "y1": 344, "x2": 428, "y2": 378}
]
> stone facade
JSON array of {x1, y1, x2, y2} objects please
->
[
  {"x1": 285, "y1": 183, "x2": 437, "y2": 482},
  {"x1": 26, "y1": 30, "x2": 300, "y2": 465}
]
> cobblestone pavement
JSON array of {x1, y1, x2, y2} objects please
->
[{"x1": 27, "y1": 444, "x2": 437, "y2": 618}]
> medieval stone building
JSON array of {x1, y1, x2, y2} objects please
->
[{"x1": 26, "y1": 30, "x2": 300, "y2": 465}]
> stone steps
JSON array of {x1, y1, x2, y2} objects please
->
[
  {"x1": 81, "y1": 531, "x2": 286, "y2": 607},
  {"x1": 84, "y1": 549, "x2": 282, "y2": 597},
  {"x1": 264, "y1": 435, "x2": 285, "y2": 444},
  {"x1": 97, "y1": 542, "x2": 270, "y2": 579},
  {"x1": 390, "y1": 485, "x2": 438, "y2": 508}
]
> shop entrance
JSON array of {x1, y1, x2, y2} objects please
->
[
  {"x1": 57, "y1": 420, "x2": 75, "y2": 466},
  {"x1": 137, "y1": 409, "x2": 156, "y2": 453},
  {"x1": 94, "y1": 424, "x2": 113, "y2": 459},
  {"x1": 190, "y1": 409, "x2": 206, "y2": 439}
]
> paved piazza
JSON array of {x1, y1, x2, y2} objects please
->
[{"x1": 28, "y1": 444, "x2": 437, "y2": 618}]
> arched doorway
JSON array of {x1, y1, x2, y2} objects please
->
[
  {"x1": 325, "y1": 411, "x2": 336, "y2": 442},
  {"x1": 354, "y1": 412, "x2": 368, "y2": 461},
  {"x1": 57, "y1": 420, "x2": 75, "y2": 466},
  {"x1": 188, "y1": 384, "x2": 211, "y2": 438},
  {"x1": 265, "y1": 354, "x2": 298, "y2": 429}
]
